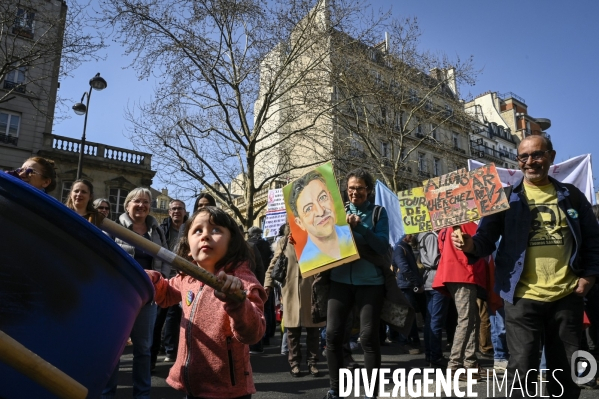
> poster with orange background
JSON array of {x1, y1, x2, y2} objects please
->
[{"x1": 283, "y1": 162, "x2": 359, "y2": 277}]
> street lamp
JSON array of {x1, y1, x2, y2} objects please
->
[{"x1": 72, "y1": 73, "x2": 108, "y2": 179}]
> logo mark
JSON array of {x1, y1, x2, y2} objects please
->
[
  {"x1": 567, "y1": 209, "x2": 578, "y2": 219},
  {"x1": 571, "y1": 350, "x2": 597, "y2": 385}
]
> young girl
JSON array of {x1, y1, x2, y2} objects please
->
[{"x1": 146, "y1": 207, "x2": 266, "y2": 399}]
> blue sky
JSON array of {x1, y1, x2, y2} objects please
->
[{"x1": 54, "y1": 0, "x2": 599, "y2": 202}]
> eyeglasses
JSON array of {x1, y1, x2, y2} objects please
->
[
  {"x1": 97, "y1": 206, "x2": 110, "y2": 211},
  {"x1": 14, "y1": 167, "x2": 44, "y2": 177},
  {"x1": 170, "y1": 207, "x2": 184, "y2": 211},
  {"x1": 347, "y1": 186, "x2": 367, "y2": 193},
  {"x1": 516, "y1": 150, "x2": 551, "y2": 163}
]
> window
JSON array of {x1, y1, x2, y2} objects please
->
[
  {"x1": 453, "y1": 132, "x2": 460, "y2": 148},
  {"x1": 433, "y1": 158, "x2": 441, "y2": 176},
  {"x1": 394, "y1": 112, "x2": 403, "y2": 130},
  {"x1": 430, "y1": 123, "x2": 437, "y2": 140},
  {"x1": 159, "y1": 199, "x2": 167, "y2": 209},
  {"x1": 418, "y1": 153, "x2": 427, "y2": 172},
  {"x1": 0, "y1": 111, "x2": 20, "y2": 144},
  {"x1": 4, "y1": 65, "x2": 26, "y2": 93},
  {"x1": 416, "y1": 123, "x2": 423, "y2": 136},
  {"x1": 425, "y1": 98, "x2": 433, "y2": 111},
  {"x1": 409, "y1": 89, "x2": 418, "y2": 103},
  {"x1": 13, "y1": 8, "x2": 35, "y2": 38},
  {"x1": 381, "y1": 142, "x2": 389, "y2": 158},
  {"x1": 109, "y1": 188, "x2": 130, "y2": 221},
  {"x1": 61, "y1": 181, "x2": 73, "y2": 204},
  {"x1": 445, "y1": 104, "x2": 453, "y2": 117}
]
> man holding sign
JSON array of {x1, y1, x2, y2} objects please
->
[{"x1": 453, "y1": 135, "x2": 599, "y2": 398}]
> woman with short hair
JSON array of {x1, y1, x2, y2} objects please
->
[
  {"x1": 101, "y1": 187, "x2": 169, "y2": 399},
  {"x1": 93, "y1": 198, "x2": 111, "y2": 219}
]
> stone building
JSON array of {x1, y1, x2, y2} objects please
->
[
  {"x1": 37, "y1": 133, "x2": 156, "y2": 220},
  {"x1": 465, "y1": 91, "x2": 551, "y2": 170},
  {"x1": 0, "y1": 0, "x2": 66, "y2": 168},
  {"x1": 1, "y1": 0, "x2": 160, "y2": 221}
]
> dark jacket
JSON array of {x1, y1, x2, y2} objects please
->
[
  {"x1": 393, "y1": 241, "x2": 423, "y2": 290},
  {"x1": 470, "y1": 176, "x2": 599, "y2": 303},
  {"x1": 160, "y1": 215, "x2": 189, "y2": 247},
  {"x1": 248, "y1": 237, "x2": 273, "y2": 285}
]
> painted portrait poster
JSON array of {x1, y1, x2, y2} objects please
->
[{"x1": 283, "y1": 162, "x2": 359, "y2": 277}]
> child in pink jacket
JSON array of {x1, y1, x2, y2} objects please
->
[{"x1": 146, "y1": 207, "x2": 266, "y2": 399}]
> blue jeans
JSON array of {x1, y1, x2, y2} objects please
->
[
  {"x1": 424, "y1": 290, "x2": 448, "y2": 361},
  {"x1": 163, "y1": 303, "x2": 181, "y2": 356},
  {"x1": 102, "y1": 302, "x2": 157, "y2": 399},
  {"x1": 490, "y1": 306, "x2": 509, "y2": 361}
]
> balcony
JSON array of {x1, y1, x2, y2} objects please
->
[
  {"x1": 418, "y1": 169, "x2": 431, "y2": 178},
  {"x1": 3, "y1": 80, "x2": 26, "y2": 94},
  {"x1": 0, "y1": 133, "x2": 18, "y2": 146},
  {"x1": 42, "y1": 133, "x2": 152, "y2": 169},
  {"x1": 470, "y1": 141, "x2": 513, "y2": 162},
  {"x1": 453, "y1": 145, "x2": 466, "y2": 154}
]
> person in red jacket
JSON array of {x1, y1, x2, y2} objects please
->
[
  {"x1": 146, "y1": 206, "x2": 267, "y2": 399},
  {"x1": 433, "y1": 221, "x2": 488, "y2": 380}
]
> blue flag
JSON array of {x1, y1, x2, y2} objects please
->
[{"x1": 374, "y1": 180, "x2": 404, "y2": 247}]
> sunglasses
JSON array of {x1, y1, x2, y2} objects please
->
[
  {"x1": 97, "y1": 206, "x2": 110, "y2": 211},
  {"x1": 14, "y1": 167, "x2": 44, "y2": 177}
]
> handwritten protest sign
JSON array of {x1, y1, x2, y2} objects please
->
[
  {"x1": 398, "y1": 187, "x2": 432, "y2": 234},
  {"x1": 423, "y1": 164, "x2": 509, "y2": 230},
  {"x1": 263, "y1": 189, "x2": 286, "y2": 238}
]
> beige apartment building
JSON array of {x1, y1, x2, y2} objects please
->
[
  {"x1": 253, "y1": 3, "x2": 472, "y2": 200},
  {"x1": 465, "y1": 91, "x2": 552, "y2": 170}
]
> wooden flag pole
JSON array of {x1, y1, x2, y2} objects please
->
[
  {"x1": 99, "y1": 218, "x2": 246, "y2": 303},
  {"x1": 453, "y1": 225, "x2": 464, "y2": 245},
  {"x1": 0, "y1": 330, "x2": 88, "y2": 399}
]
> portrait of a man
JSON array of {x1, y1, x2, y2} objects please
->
[{"x1": 285, "y1": 165, "x2": 358, "y2": 275}]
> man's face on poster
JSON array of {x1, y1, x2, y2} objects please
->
[{"x1": 294, "y1": 179, "x2": 336, "y2": 239}]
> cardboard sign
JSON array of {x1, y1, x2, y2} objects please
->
[
  {"x1": 398, "y1": 187, "x2": 432, "y2": 234},
  {"x1": 423, "y1": 164, "x2": 509, "y2": 230},
  {"x1": 283, "y1": 162, "x2": 359, "y2": 277}
]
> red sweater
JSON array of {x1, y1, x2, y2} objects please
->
[
  {"x1": 433, "y1": 222, "x2": 488, "y2": 296},
  {"x1": 151, "y1": 262, "x2": 266, "y2": 398}
]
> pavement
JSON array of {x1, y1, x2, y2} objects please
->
[{"x1": 111, "y1": 331, "x2": 599, "y2": 399}]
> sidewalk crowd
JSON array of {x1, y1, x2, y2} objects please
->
[{"x1": 7, "y1": 134, "x2": 599, "y2": 399}]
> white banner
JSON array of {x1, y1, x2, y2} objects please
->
[
  {"x1": 262, "y1": 211, "x2": 287, "y2": 238},
  {"x1": 468, "y1": 154, "x2": 595, "y2": 203},
  {"x1": 266, "y1": 188, "x2": 285, "y2": 212}
]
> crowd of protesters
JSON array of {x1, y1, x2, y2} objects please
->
[{"x1": 7, "y1": 133, "x2": 599, "y2": 399}]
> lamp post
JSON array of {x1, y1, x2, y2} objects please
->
[{"x1": 72, "y1": 73, "x2": 108, "y2": 180}]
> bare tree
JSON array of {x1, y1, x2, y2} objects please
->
[
  {"x1": 330, "y1": 17, "x2": 478, "y2": 193},
  {"x1": 98, "y1": 0, "x2": 387, "y2": 227},
  {"x1": 0, "y1": 0, "x2": 105, "y2": 119}
]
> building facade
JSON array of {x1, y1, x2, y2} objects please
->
[
  {"x1": 0, "y1": 0, "x2": 66, "y2": 168},
  {"x1": 465, "y1": 91, "x2": 552, "y2": 170}
]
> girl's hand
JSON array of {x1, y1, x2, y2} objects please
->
[
  {"x1": 214, "y1": 270, "x2": 243, "y2": 302},
  {"x1": 145, "y1": 270, "x2": 162, "y2": 285}
]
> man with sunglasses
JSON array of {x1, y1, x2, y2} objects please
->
[{"x1": 451, "y1": 135, "x2": 599, "y2": 398}]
